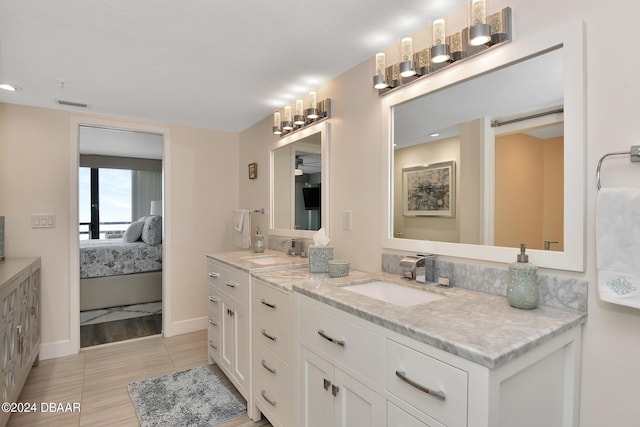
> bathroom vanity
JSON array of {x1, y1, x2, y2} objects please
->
[{"x1": 253, "y1": 268, "x2": 586, "y2": 427}]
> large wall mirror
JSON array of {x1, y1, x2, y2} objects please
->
[
  {"x1": 382, "y1": 22, "x2": 585, "y2": 271},
  {"x1": 270, "y1": 122, "x2": 330, "y2": 238}
]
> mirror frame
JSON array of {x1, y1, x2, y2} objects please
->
[
  {"x1": 269, "y1": 121, "x2": 331, "y2": 238},
  {"x1": 381, "y1": 21, "x2": 585, "y2": 271}
]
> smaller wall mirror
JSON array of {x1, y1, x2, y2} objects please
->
[{"x1": 270, "y1": 122, "x2": 330, "y2": 238}]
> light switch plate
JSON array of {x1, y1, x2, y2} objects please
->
[{"x1": 32, "y1": 214, "x2": 56, "y2": 229}]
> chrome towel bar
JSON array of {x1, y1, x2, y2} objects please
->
[{"x1": 596, "y1": 145, "x2": 640, "y2": 190}]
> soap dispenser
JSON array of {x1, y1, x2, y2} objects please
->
[
  {"x1": 507, "y1": 243, "x2": 538, "y2": 309},
  {"x1": 253, "y1": 226, "x2": 265, "y2": 253}
]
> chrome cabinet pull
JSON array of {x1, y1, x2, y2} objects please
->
[
  {"x1": 208, "y1": 319, "x2": 217, "y2": 326},
  {"x1": 208, "y1": 341, "x2": 217, "y2": 350},
  {"x1": 208, "y1": 296, "x2": 218, "y2": 303},
  {"x1": 261, "y1": 329, "x2": 277, "y2": 342},
  {"x1": 331, "y1": 384, "x2": 339, "y2": 397},
  {"x1": 260, "y1": 359, "x2": 277, "y2": 374},
  {"x1": 323, "y1": 379, "x2": 331, "y2": 390},
  {"x1": 261, "y1": 390, "x2": 277, "y2": 407},
  {"x1": 318, "y1": 330, "x2": 345, "y2": 347},
  {"x1": 395, "y1": 370, "x2": 446, "y2": 401},
  {"x1": 224, "y1": 280, "x2": 237, "y2": 288},
  {"x1": 260, "y1": 298, "x2": 276, "y2": 309},
  {"x1": 227, "y1": 308, "x2": 234, "y2": 317},
  {"x1": 208, "y1": 272, "x2": 220, "y2": 278}
]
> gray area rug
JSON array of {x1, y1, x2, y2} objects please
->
[{"x1": 128, "y1": 365, "x2": 246, "y2": 427}]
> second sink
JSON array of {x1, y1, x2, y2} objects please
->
[{"x1": 341, "y1": 280, "x2": 445, "y2": 307}]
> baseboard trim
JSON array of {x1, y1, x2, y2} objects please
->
[
  {"x1": 39, "y1": 339, "x2": 75, "y2": 360},
  {"x1": 164, "y1": 316, "x2": 207, "y2": 337}
]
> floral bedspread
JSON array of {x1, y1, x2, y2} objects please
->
[{"x1": 79, "y1": 239, "x2": 162, "y2": 279}]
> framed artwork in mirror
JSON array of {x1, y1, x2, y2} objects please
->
[
  {"x1": 402, "y1": 161, "x2": 455, "y2": 217},
  {"x1": 248, "y1": 162, "x2": 257, "y2": 179}
]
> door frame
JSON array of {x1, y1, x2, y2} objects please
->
[{"x1": 68, "y1": 116, "x2": 172, "y2": 353}]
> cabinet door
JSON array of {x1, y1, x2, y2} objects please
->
[
  {"x1": 334, "y1": 369, "x2": 385, "y2": 427},
  {"x1": 220, "y1": 296, "x2": 235, "y2": 374},
  {"x1": 299, "y1": 346, "x2": 334, "y2": 427}
]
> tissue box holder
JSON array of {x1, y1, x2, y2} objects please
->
[{"x1": 308, "y1": 245, "x2": 333, "y2": 273}]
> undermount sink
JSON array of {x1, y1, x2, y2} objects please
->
[
  {"x1": 240, "y1": 255, "x2": 285, "y2": 265},
  {"x1": 341, "y1": 280, "x2": 445, "y2": 307}
]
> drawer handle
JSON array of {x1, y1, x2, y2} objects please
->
[
  {"x1": 261, "y1": 329, "x2": 277, "y2": 342},
  {"x1": 317, "y1": 330, "x2": 345, "y2": 347},
  {"x1": 323, "y1": 378, "x2": 331, "y2": 390},
  {"x1": 208, "y1": 296, "x2": 219, "y2": 303},
  {"x1": 208, "y1": 341, "x2": 218, "y2": 350},
  {"x1": 260, "y1": 298, "x2": 276, "y2": 309},
  {"x1": 208, "y1": 319, "x2": 217, "y2": 326},
  {"x1": 261, "y1": 390, "x2": 277, "y2": 407},
  {"x1": 395, "y1": 370, "x2": 446, "y2": 401},
  {"x1": 225, "y1": 280, "x2": 237, "y2": 288},
  {"x1": 260, "y1": 359, "x2": 277, "y2": 374},
  {"x1": 208, "y1": 272, "x2": 220, "y2": 278}
]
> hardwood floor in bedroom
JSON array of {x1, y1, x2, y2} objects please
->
[
  {"x1": 80, "y1": 314, "x2": 163, "y2": 347},
  {"x1": 7, "y1": 330, "x2": 272, "y2": 427}
]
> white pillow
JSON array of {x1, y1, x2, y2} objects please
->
[
  {"x1": 141, "y1": 215, "x2": 162, "y2": 245},
  {"x1": 123, "y1": 221, "x2": 144, "y2": 242}
]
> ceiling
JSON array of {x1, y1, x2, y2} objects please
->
[{"x1": 0, "y1": 0, "x2": 468, "y2": 133}]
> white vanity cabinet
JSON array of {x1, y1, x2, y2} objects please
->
[
  {"x1": 206, "y1": 258, "x2": 250, "y2": 399},
  {"x1": 297, "y1": 294, "x2": 387, "y2": 427},
  {"x1": 296, "y1": 293, "x2": 582, "y2": 427},
  {"x1": 251, "y1": 278, "x2": 295, "y2": 427}
]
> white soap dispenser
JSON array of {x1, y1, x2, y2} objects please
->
[
  {"x1": 253, "y1": 226, "x2": 265, "y2": 253},
  {"x1": 507, "y1": 243, "x2": 538, "y2": 309}
]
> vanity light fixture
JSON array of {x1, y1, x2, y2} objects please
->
[
  {"x1": 373, "y1": 53, "x2": 390, "y2": 89},
  {"x1": 469, "y1": 0, "x2": 492, "y2": 46},
  {"x1": 431, "y1": 19, "x2": 451, "y2": 64},
  {"x1": 273, "y1": 111, "x2": 282, "y2": 135},
  {"x1": 282, "y1": 106, "x2": 294, "y2": 131},
  {"x1": 294, "y1": 99, "x2": 305, "y2": 125},
  {"x1": 372, "y1": 6, "x2": 512, "y2": 95},
  {"x1": 271, "y1": 96, "x2": 331, "y2": 136},
  {"x1": 399, "y1": 37, "x2": 416, "y2": 78}
]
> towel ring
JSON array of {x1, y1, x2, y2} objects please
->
[{"x1": 596, "y1": 145, "x2": 640, "y2": 190}]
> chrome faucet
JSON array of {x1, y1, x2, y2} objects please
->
[
  {"x1": 400, "y1": 254, "x2": 435, "y2": 284},
  {"x1": 282, "y1": 238, "x2": 303, "y2": 256}
]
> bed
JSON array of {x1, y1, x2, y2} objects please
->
[{"x1": 79, "y1": 215, "x2": 163, "y2": 311}]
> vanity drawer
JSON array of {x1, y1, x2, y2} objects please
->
[
  {"x1": 210, "y1": 262, "x2": 248, "y2": 303},
  {"x1": 298, "y1": 297, "x2": 385, "y2": 387},
  {"x1": 253, "y1": 344, "x2": 292, "y2": 426},
  {"x1": 254, "y1": 314, "x2": 292, "y2": 363},
  {"x1": 207, "y1": 306, "x2": 220, "y2": 329},
  {"x1": 387, "y1": 339, "x2": 467, "y2": 427},
  {"x1": 254, "y1": 279, "x2": 292, "y2": 327},
  {"x1": 207, "y1": 323, "x2": 220, "y2": 363},
  {"x1": 207, "y1": 284, "x2": 220, "y2": 312}
]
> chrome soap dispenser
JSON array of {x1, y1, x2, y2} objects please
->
[{"x1": 507, "y1": 243, "x2": 539, "y2": 309}]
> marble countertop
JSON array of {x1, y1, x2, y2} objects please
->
[
  {"x1": 0, "y1": 257, "x2": 40, "y2": 290},
  {"x1": 254, "y1": 268, "x2": 587, "y2": 369},
  {"x1": 206, "y1": 249, "x2": 308, "y2": 273}
]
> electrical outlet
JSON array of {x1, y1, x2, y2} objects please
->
[
  {"x1": 343, "y1": 210, "x2": 352, "y2": 231},
  {"x1": 32, "y1": 214, "x2": 56, "y2": 229}
]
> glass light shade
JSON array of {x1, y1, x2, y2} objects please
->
[
  {"x1": 307, "y1": 91, "x2": 319, "y2": 119},
  {"x1": 282, "y1": 106, "x2": 293, "y2": 130},
  {"x1": 469, "y1": 0, "x2": 492, "y2": 46},
  {"x1": 273, "y1": 111, "x2": 282, "y2": 135},
  {"x1": 375, "y1": 53, "x2": 386, "y2": 76},
  {"x1": 401, "y1": 38, "x2": 413, "y2": 62},
  {"x1": 294, "y1": 99, "x2": 305, "y2": 125},
  {"x1": 432, "y1": 19, "x2": 446, "y2": 46}
]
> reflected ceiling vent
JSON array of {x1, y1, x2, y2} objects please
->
[{"x1": 56, "y1": 99, "x2": 88, "y2": 108}]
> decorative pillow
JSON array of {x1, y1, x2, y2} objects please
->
[
  {"x1": 123, "y1": 221, "x2": 144, "y2": 242},
  {"x1": 141, "y1": 215, "x2": 162, "y2": 245}
]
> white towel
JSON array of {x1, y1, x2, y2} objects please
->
[
  {"x1": 596, "y1": 187, "x2": 640, "y2": 309},
  {"x1": 233, "y1": 209, "x2": 251, "y2": 249}
]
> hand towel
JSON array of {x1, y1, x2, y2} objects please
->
[
  {"x1": 596, "y1": 187, "x2": 640, "y2": 309},
  {"x1": 233, "y1": 209, "x2": 251, "y2": 249}
]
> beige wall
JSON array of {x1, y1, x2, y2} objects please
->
[
  {"x1": 239, "y1": 1, "x2": 640, "y2": 426},
  {"x1": 0, "y1": 103, "x2": 239, "y2": 356}
]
